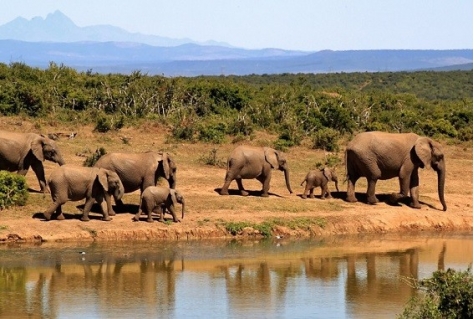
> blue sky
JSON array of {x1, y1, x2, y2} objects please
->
[{"x1": 1, "y1": 0, "x2": 472, "y2": 51}]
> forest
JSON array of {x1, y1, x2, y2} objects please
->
[{"x1": 0, "y1": 62, "x2": 471, "y2": 151}]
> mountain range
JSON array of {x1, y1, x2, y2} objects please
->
[{"x1": 0, "y1": 10, "x2": 471, "y2": 76}]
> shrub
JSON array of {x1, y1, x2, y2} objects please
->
[
  {"x1": 398, "y1": 267, "x2": 473, "y2": 319},
  {"x1": 312, "y1": 128, "x2": 340, "y2": 152},
  {"x1": 83, "y1": 147, "x2": 107, "y2": 167},
  {"x1": 199, "y1": 148, "x2": 226, "y2": 167},
  {"x1": 0, "y1": 171, "x2": 28, "y2": 209},
  {"x1": 198, "y1": 122, "x2": 227, "y2": 144}
]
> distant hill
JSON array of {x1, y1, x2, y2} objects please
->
[{"x1": 0, "y1": 11, "x2": 472, "y2": 76}]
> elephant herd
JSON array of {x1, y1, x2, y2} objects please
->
[{"x1": 0, "y1": 129, "x2": 447, "y2": 223}]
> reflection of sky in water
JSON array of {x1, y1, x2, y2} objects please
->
[{"x1": 1, "y1": 235, "x2": 471, "y2": 319}]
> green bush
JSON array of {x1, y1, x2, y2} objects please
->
[
  {"x1": 398, "y1": 267, "x2": 473, "y2": 319},
  {"x1": 83, "y1": 147, "x2": 107, "y2": 167},
  {"x1": 0, "y1": 171, "x2": 28, "y2": 209},
  {"x1": 198, "y1": 122, "x2": 227, "y2": 144},
  {"x1": 312, "y1": 128, "x2": 340, "y2": 152}
]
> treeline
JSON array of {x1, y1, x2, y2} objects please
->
[{"x1": 0, "y1": 62, "x2": 472, "y2": 150}]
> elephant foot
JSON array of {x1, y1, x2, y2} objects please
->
[
  {"x1": 132, "y1": 215, "x2": 140, "y2": 222},
  {"x1": 146, "y1": 218, "x2": 154, "y2": 223},
  {"x1": 410, "y1": 202, "x2": 422, "y2": 209},
  {"x1": 367, "y1": 196, "x2": 378, "y2": 205},
  {"x1": 240, "y1": 190, "x2": 249, "y2": 196},
  {"x1": 109, "y1": 210, "x2": 116, "y2": 217},
  {"x1": 43, "y1": 213, "x2": 52, "y2": 221},
  {"x1": 56, "y1": 214, "x2": 65, "y2": 221},
  {"x1": 301, "y1": 195, "x2": 307, "y2": 199},
  {"x1": 102, "y1": 216, "x2": 112, "y2": 221},
  {"x1": 80, "y1": 217, "x2": 90, "y2": 222},
  {"x1": 309, "y1": 195, "x2": 315, "y2": 199},
  {"x1": 346, "y1": 196, "x2": 357, "y2": 203},
  {"x1": 219, "y1": 189, "x2": 229, "y2": 196}
]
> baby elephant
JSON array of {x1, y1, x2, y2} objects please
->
[
  {"x1": 301, "y1": 167, "x2": 339, "y2": 199},
  {"x1": 43, "y1": 165, "x2": 125, "y2": 221},
  {"x1": 133, "y1": 186, "x2": 185, "y2": 223}
]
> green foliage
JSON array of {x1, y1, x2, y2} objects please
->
[
  {"x1": 199, "y1": 148, "x2": 226, "y2": 167},
  {"x1": 312, "y1": 128, "x2": 341, "y2": 151},
  {"x1": 0, "y1": 171, "x2": 28, "y2": 209},
  {"x1": 399, "y1": 267, "x2": 473, "y2": 319},
  {"x1": 0, "y1": 62, "x2": 471, "y2": 143},
  {"x1": 83, "y1": 147, "x2": 107, "y2": 167}
]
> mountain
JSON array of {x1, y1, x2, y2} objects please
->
[
  {"x1": 0, "y1": 11, "x2": 472, "y2": 76},
  {"x1": 0, "y1": 10, "x2": 217, "y2": 47}
]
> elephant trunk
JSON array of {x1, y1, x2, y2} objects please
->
[
  {"x1": 180, "y1": 198, "x2": 185, "y2": 219},
  {"x1": 436, "y1": 160, "x2": 447, "y2": 211},
  {"x1": 114, "y1": 183, "x2": 125, "y2": 201},
  {"x1": 284, "y1": 168, "x2": 293, "y2": 194}
]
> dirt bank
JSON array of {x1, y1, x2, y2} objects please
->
[{"x1": 0, "y1": 118, "x2": 472, "y2": 242}]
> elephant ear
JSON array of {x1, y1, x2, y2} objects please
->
[
  {"x1": 97, "y1": 169, "x2": 109, "y2": 192},
  {"x1": 31, "y1": 137, "x2": 45, "y2": 162},
  {"x1": 414, "y1": 137, "x2": 433, "y2": 168},
  {"x1": 264, "y1": 147, "x2": 279, "y2": 169},
  {"x1": 322, "y1": 167, "x2": 332, "y2": 181},
  {"x1": 160, "y1": 153, "x2": 170, "y2": 180}
]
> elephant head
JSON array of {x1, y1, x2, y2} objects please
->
[
  {"x1": 170, "y1": 189, "x2": 185, "y2": 219},
  {"x1": 322, "y1": 167, "x2": 339, "y2": 192},
  {"x1": 159, "y1": 152, "x2": 177, "y2": 189},
  {"x1": 413, "y1": 138, "x2": 447, "y2": 211},
  {"x1": 264, "y1": 147, "x2": 293, "y2": 194},
  {"x1": 98, "y1": 169, "x2": 125, "y2": 200},
  {"x1": 31, "y1": 135, "x2": 65, "y2": 165}
]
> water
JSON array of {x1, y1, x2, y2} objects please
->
[{"x1": 0, "y1": 233, "x2": 471, "y2": 319}]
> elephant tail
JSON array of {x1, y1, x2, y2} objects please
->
[{"x1": 300, "y1": 179, "x2": 306, "y2": 186}]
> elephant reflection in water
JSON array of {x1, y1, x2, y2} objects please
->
[
  {"x1": 220, "y1": 262, "x2": 302, "y2": 313},
  {"x1": 302, "y1": 257, "x2": 340, "y2": 280}
]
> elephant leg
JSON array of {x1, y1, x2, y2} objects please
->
[
  {"x1": 236, "y1": 178, "x2": 249, "y2": 196},
  {"x1": 80, "y1": 197, "x2": 95, "y2": 222},
  {"x1": 43, "y1": 202, "x2": 61, "y2": 221},
  {"x1": 258, "y1": 174, "x2": 271, "y2": 197},
  {"x1": 30, "y1": 161, "x2": 48, "y2": 193},
  {"x1": 409, "y1": 171, "x2": 421, "y2": 209},
  {"x1": 167, "y1": 205, "x2": 180, "y2": 223},
  {"x1": 323, "y1": 185, "x2": 332, "y2": 199},
  {"x1": 103, "y1": 193, "x2": 116, "y2": 217},
  {"x1": 390, "y1": 176, "x2": 411, "y2": 204},
  {"x1": 97, "y1": 199, "x2": 112, "y2": 221},
  {"x1": 307, "y1": 187, "x2": 315, "y2": 199},
  {"x1": 346, "y1": 176, "x2": 358, "y2": 202},
  {"x1": 133, "y1": 204, "x2": 143, "y2": 222},
  {"x1": 219, "y1": 172, "x2": 234, "y2": 195},
  {"x1": 157, "y1": 207, "x2": 165, "y2": 223},
  {"x1": 366, "y1": 179, "x2": 378, "y2": 205},
  {"x1": 54, "y1": 205, "x2": 65, "y2": 220}
]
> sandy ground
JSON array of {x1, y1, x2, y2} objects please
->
[{"x1": 0, "y1": 118, "x2": 472, "y2": 242}]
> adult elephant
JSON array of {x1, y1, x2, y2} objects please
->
[
  {"x1": 94, "y1": 152, "x2": 177, "y2": 207},
  {"x1": 43, "y1": 165, "x2": 125, "y2": 221},
  {"x1": 0, "y1": 130, "x2": 65, "y2": 193},
  {"x1": 219, "y1": 145, "x2": 293, "y2": 197},
  {"x1": 345, "y1": 131, "x2": 447, "y2": 211}
]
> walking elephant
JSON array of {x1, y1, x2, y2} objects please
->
[
  {"x1": 0, "y1": 130, "x2": 65, "y2": 193},
  {"x1": 94, "y1": 151, "x2": 176, "y2": 207},
  {"x1": 301, "y1": 167, "x2": 339, "y2": 199},
  {"x1": 345, "y1": 131, "x2": 447, "y2": 211},
  {"x1": 133, "y1": 186, "x2": 185, "y2": 223},
  {"x1": 43, "y1": 165, "x2": 125, "y2": 221},
  {"x1": 219, "y1": 145, "x2": 293, "y2": 197}
]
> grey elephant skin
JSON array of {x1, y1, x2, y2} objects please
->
[
  {"x1": 133, "y1": 186, "x2": 185, "y2": 223},
  {"x1": 301, "y1": 167, "x2": 339, "y2": 199},
  {"x1": 0, "y1": 130, "x2": 65, "y2": 192},
  {"x1": 219, "y1": 145, "x2": 293, "y2": 197},
  {"x1": 345, "y1": 131, "x2": 447, "y2": 211},
  {"x1": 94, "y1": 152, "x2": 176, "y2": 206},
  {"x1": 43, "y1": 165, "x2": 125, "y2": 221}
]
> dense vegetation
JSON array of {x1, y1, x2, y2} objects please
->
[
  {"x1": 0, "y1": 62, "x2": 471, "y2": 150},
  {"x1": 399, "y1": 267, "x2": 473, "y2": 319},
  {"x1": 0, "y1": 171, "x2": 28, "y2": 209}
]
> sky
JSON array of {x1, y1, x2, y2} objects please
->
[{"x1": 1, "y1": 0, "x2": 472, "y2": 51}]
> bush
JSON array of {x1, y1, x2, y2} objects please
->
[
  {"x1": 83, "y1": 147, "x2": 107, "y2": 167},
  {"x1": 398, "y1": 267, "x2": 473, "y2": 319},
  {"x1": 199, "y1": 148, "x2": 226, "y2": 167},
  {"x1": 0, "y1": 171, "x2": 28, "y2": 209},
  {"x1": 198, "y1": 122, "x2": 227, "y2": 144},
  {"x1": 312, "y1": 128, "x2": 340, "y2": 152}
]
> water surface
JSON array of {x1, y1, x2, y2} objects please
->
[{"x1": 0, "y1": 233, "x2": 471, "y2": 319}]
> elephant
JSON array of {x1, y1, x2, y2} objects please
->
[
  {"x1": 133, "y1": 186, "x2": 185, "y2": 223},
  {"x1": 0, "y1": 130, "x2": 65, "y2": 193},
  {"x1": 300, "y1": 167, "x2": 339, "y2": 199},
  {"x1": 345, "y1": 131, "x2": 447, "y2": 211},
  {"x1": 219, "y1": 145, "x2": 293, "y2": 197},
  {"x1": 43, "y1": 165, "x2": 125, "y2": 221},
  {"x1": 94, "y1": 151, "x2": 176, "y2": 207}
]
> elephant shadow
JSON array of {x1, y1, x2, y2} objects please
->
[
  {"x1": 331, "y1": 191, "x2": 438, "y2": 210},
  {"x1": 32, "y1": 203, "x2": 139, "y2": 221},
  {"x1": 214, "y1": 188, "x2": 283, "y2": 198}
]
